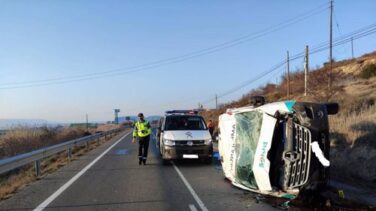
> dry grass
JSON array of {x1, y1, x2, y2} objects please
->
[
  {"x1": 330, "y1": 105, "x2": 376, "y2": 146},
  {"x1": 0, "y1": 134, "x2": 116, "y2": 200},
  {"x1": 0, "y1": 165, "x2": 35, "y2": 200},
  {"x1": 329, "y1": 105, "x2": 376, "y2": 182},
  {"x1": 95, "y1": 124, "x2": 120, "y2": 132},
  {"x1": 0, "y1": 126, "x2": 88, "y2": 200},
  {"x1": 0, "y1": 126, "x2": 88, "y2": 159}
]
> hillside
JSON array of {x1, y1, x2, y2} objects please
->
[{"x1": 201, "y1": 51, "x2": 376, "y2": 183}]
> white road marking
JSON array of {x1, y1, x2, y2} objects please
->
[
  {"x1": 172, "y1": 161, "x2": 209, "y2": 211},
  {"x1": 189, "y1": 204, "x2": 198, "y2": 211},
  {"x1": 33, "y1": 131, "x2": 132, "y2": 211}
]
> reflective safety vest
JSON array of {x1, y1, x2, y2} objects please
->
[{"x1": 133, "y1": 121, "x2": 151, "y2": 138}]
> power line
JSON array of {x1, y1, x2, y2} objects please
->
[
  {"x1": 201, "y1": 62, "x2": 286, "y2": 105},
  {"x1": 0, "y1": 3, "x2": 329, "y2": 89},
  {"x1": 200, "y1": 23, "x2": 376, "y2": 105},
  {"x1": 289, "y1": 23, "x2": 376, "y2": 60},
  {"x1": 144, "y1": 24, "x2": 376, "y2": 109},
  {"x1": 333, "y1": 8, "x2": 342, "y2": 36},
  {"x1": 128, "y1": 22, "x2": 376, "y2": 110},
  {"x1": 333, "y1": 6, "x2": 348, "y2": 55},
  {"x1": 304, "y1": 27, "x2": 376, "y2": 57},
  {"x1": 290, "y1": 23, "x2": 376, "y2": 61}
]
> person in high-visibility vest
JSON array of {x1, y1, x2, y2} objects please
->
[{"x1": 132, "y1": 113, "x2": 152, "y2": 165}]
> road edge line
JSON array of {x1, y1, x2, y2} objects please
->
[
  {"x1": 33, "y1": 131, "x2": 132, "y2": 211},
  {"x1": 172, "y1": 161, "x2": 209, "y2": 211},
  {"x1": 189, "y1": 204, "x2": 198, "y2": 211}
]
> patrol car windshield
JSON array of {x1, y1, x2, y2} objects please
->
[{"x1": 164, "y1": 115, "x2": 207, "y2": 131}]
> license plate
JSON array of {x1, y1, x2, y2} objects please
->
[{"x1": 183, "y1": 154, "x2": 199, "y2": 159}]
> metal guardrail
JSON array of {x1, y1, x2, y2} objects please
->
[{"x1": 0, "y1": 128, "x2": 123, "y2": 177}]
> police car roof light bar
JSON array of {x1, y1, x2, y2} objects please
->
[{"x1": 165, "y1": 110, "x2": 198, "y2": 115}]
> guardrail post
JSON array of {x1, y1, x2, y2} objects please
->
[
  {"x1": 35, "y1": 160, "x2": 41, "y2": 177},
  {"x1": 67, "y1": 148, "x2": 72, "y2": 161}
]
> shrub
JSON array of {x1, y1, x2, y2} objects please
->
[
  {"x1": 359, "y1": 64, "x2": 376, "y2": 79},
  {"x1": 0, "y1": 127, "x2": 86, "y2": 159}
]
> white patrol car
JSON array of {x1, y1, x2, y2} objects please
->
[{"x1": 156, "y1": 110, "x2": 213, "y2": 164}]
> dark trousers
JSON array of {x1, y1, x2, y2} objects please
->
[{"x1": 138, "y1": 135, "x2": 150, "y2": 160}]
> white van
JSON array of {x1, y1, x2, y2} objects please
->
[
  {"x1": 218, "y1": 100, "x2": 338, "y2": 198},
  {"x1": 156, "y1": 110, "x2": 213, "y2": 164}
]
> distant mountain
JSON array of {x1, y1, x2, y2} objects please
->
[{"x1": 0, "y1": 119, "x2": 60, "y2": 130}]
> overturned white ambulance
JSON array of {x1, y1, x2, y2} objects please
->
[{"x1": 218, "y1": 100, "x2": 338, "y2": 198}]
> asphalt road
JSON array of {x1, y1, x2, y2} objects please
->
[{"x1": 0, "y1": 129, "x2": 278, "y2": 211}]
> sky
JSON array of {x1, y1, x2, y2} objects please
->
[{"x1": 0, "y1": 0, "x2": 375, "y2": 123}]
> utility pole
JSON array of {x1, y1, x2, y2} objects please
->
[
  {"x1": 215, "y1": 94, "x2": 218, "y2": 109},
  {"x1": 328, "y1": 0, "x2": 333, "y2": 93},
  {"x1": 304, "y1": 45, "x2": 309, "y2": 96},
  {"x1": 86, "y1": 114, "x2": 89, "y2": 131},
  {"x1": 351, "y1": 37, "x2": 354, "y2": 58},
  {"x1": 286, "y1": 51, "x2": 290, "y2": 98}
]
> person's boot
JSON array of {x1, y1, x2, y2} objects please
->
[
  {"x1": 143, "y1": 159, "x2": 146, "y2": 165},
  {"x1": 139, "y1": 159, "x2": 142, "y2": 165}
]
